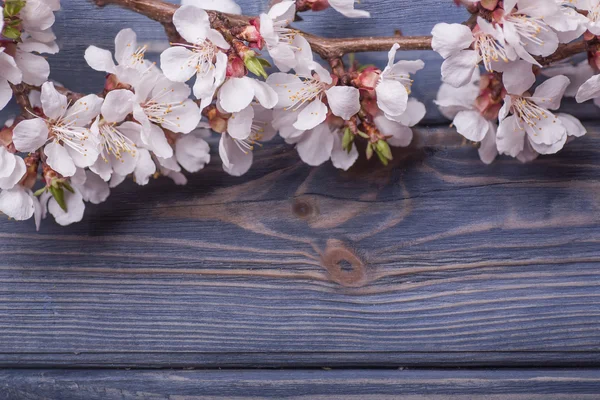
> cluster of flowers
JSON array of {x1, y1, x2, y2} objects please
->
[
  {"x1": 432, "y1": 0, "x2": 597, "y2": 163},
  {"x1": 3, "y1": 0, "x2": 600, "y2": 228},
  {"x1": 0, "y1": 0, "x2": 419, "y2": 228}
]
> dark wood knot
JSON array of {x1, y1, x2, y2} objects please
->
[
  {"x1": 292, "y1": 198, "x2": 318, "y2": 219},
  {"x1": 321, "y1": 240, "x2": 367, "y2": 287}
]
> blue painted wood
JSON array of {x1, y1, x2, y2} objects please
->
[{"x1": 3, "y1": 369, "x2": 600, "y2": 399}]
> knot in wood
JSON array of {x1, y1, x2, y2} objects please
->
[
  {"x1": 292, "y1": 198, "x2": 318, "y2": 219},
  {"x1": 321, "y1": 240, "x2": 367, "y2": 287}
]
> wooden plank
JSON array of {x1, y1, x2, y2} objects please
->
[
  {"x1": 2, "y1": 369, "x2": 600, "y2": 399},
  {"x1": 1, "y1": 124, "x2": 600, "y2": 368}
]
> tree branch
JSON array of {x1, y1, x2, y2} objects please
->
[{"x1": 91, "y1": 0, "x2": 433, "y2": 59}]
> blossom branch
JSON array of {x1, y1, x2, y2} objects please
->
[{"x1": 91, "y1": 0, "x2": 433, "y2": 59}]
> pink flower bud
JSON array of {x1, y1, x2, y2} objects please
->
[
  {"x1": 354, "y1": 67, "x2": 381, "y2": 90},
  {"x1": 226, "y1": 55, "x2": 246, "y2": 78},
  {"x1": 232, "y1": 21, "x2": 264, "y2": 50}
]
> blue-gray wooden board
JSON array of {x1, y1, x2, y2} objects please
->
[{"x1": 1, "y1": 0, "x2": 600, "y2": 396}]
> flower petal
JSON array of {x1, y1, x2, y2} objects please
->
[
  {"x1": 176, "y1": 134, "x2": 211, "y2": 173},
  {"x1": 440, "y1": 50, "x2": 478, "y2": 87},
  {"x1": 12, "y1": 118, "x2": 49, "y2": 153},
  {"x1": 502, "y1": 60, "x2": 535, "y2": 95},
  {"x1": 496, "y1": 115, "x2": 526, "y2": 157},
  {"x1": 40, "y1": 81, "x2": 68, "y2": 120},
  {"x1": 557, "y1": 113, "x2": 587, "y2": 138},
  {"x1": 0, "y1": 187, "x2": 35, "y2": 221},
  {"x1": 160, "y1": 46, "x2": 198, "y2": 82},
  {"x1": 331, "y1": 131, "x2": 358, "y2": 171},
  {"x1": 173, "y1": 5, "x2": 210, "y2": 44},
  {"x1": 376, "y1": 79, "x2": 408, "y2": 117},
  {"x1": 141, "y1": 124, "x2": 173, "y2": 159},
  {"x1": 478, "y1": 122, "x2": 498, "y2": 165},
  {"x1": 326, "y1": 86, "x2": 360, "y2": 120},
  {"x1": 228, "y1": 105, "x2": 254, "y2": 140},
  {"x1": 84, "y1": 46, "x2": 116, "y2": 74},
  {"x1": 219, "y1": 133, "x2": 253, "y2": 176},
  {"x1": 431, "y1": 23, "x2": 474, "y2": 59},
  {"x1": 293, "y1": 99, "x2": 328, "y2": 130},
  {"x1": 219, "y1": 77, "x2": 255, "y2": 113},
  {"x1": 114, "y1": 28, "x2": 138, "y2": 66},
  {"x1": 102, "y1": 89, "x2": 135, "y2": 123},
  {"x1": 45, "y1": 142, "x2": 76, "y2": 177},
  {"x1": 48, "y1": 190, "x2": 85, "y2": 226},
  {"x1": 530, "y1": 75, "x2": 570, "y2": 110},
  {"x1": 0, "y1": 156, "x2": 25, "y2": 190},
  {"x1": 454, "y1": 110, "x2": 489, "y2": 142},
  {"x1": 296, "y1": 123, "x2": 334, "y2": 166},
  {"x1": 374, "y1": 114, "x2": 413, "y2": 147},
  {"x1": 134, "y1": 149, "x2": 156, "y2": 186},
  {"x1": 249, "y1": 78, "x2": 278, "y2": 109}
]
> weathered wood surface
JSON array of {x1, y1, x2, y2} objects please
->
[
  {"x1": 1, "y1": 123, "x2": 600, "y2": 368},
  {"x1": 2, "y1": 369, "x2": 600, "y2": 399}
]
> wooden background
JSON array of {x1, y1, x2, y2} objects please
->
[{"x1": 1, "y1": 0, "x2": 600, "y2": 398}]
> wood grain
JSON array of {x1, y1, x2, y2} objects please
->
[
  {"x1": 2, "y1": 369, "x2": 600, "y2": 399},
  {"x1": 1, "y1": 122, "x2": 600, "y2": 368}
]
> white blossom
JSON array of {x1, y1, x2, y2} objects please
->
[
  {"x1": 12, "y1": 82, "x2": 103, "y2": 177},
  {"x1": 267, "y1": 62, "x2": 360, "y2": 131},
  {"x1": 376, "y1": 44, "x2": 425, "y2": 122},
  {"x1": 284, "y1": 122, "x2": 359, "y2": 170},
  {"x1": 259, "y1": 1, "x2": 312, "y2": 73},
  {"x1": 497, "y1": 73, "x2": 573, "y2": 156},
  {"x1": 160, "y1": 5, "x2": 230, "y2": 109},
  {"x1": 435, "y1": 69, "x2": 499, "y2": 164},
  {"x1": 85, "y1": 28, "x2": 157, "y2": 83},
  {"x1": 220, "y1": 105, "x2": 276, "y2": 176}
]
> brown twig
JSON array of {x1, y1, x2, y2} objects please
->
[
  {"x1": 90, "y1": 0, "x2": 592, "y2": 65},
  {"x1": 91, "y1": 0, "x2": 433, "y2": 59}
]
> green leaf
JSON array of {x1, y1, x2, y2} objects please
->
[
  {"x1": 342, "y1": 127, "x2": 354, "y2": 152},
  {"x1": 63, "y1": 181, "x2": 75, "y2": 194},
  {"x1": 4, "y1": 0, "x2": 25, "y2": 17},
  {"x1": 2, "y1": 25, "x2": 21, "y2": 40},
  {"x1": 366, "y1": 143, "x2": 373, "y2": 160},
  {"x1": 357, "y1": 130, "x2": 369, "y2": 139},
  {"x1": 375, "y1": 149, "x2": 389, "y2": 166},
  {"x1": 376, "y1": 140, "x2": 393, "y2": 160},
  {"x1": 33, "y1": 187, "x2": 47, "y2": 197},
  {"x1": 245, "y1": 55, "x2": 268, "y2": 79},
  {"x1": 49, "y1": 186, "x2": 68, "y2": 212},
  {"x1": 258, "y1": 58, "x2": 272, "y2": 68}
]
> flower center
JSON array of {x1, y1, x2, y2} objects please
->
[
  {"x1": 173, "y1": 41, "x2": 217, "y2": 76},
  {"x1": 98, "y1": 121, "x2": 137, "y2": 162},
  {"x1": 127, "y1": 45, "x2": 148, "y2": 67},
  {"x1": 504, "y1": 15, "x2": 548, "y2": 47},
  {"x1": 589, "y1": 4, "x2": 600, "y2": 23},
  {"x1": 43, "y1": 103, "x2": 97, "y2": 156},
  {"x1": 280, "y1": 76, "x2": 329, "y2": 111},
  {"x1": 143, "y1": 87, "x2": 187, "y2": 131},
  {"x1": 272, "y1": 20, "x2": 298, "y2": 48},
  {"x1": 474, "y1": 32, "x2": 510, "y2": 71},
  {"x1": 379, "y1": 71, "x2": 413, "y2": 94},
  {"x1": 510, "y1": 95, "x2": 557, "y2": 131}
]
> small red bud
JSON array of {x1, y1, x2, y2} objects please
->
[
  {"x1": 354, "y1": 67, "x2": 381, "y2": 90},
  {"x1": 226, "y1": 54, "x2": 246, "y2": 78}
]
